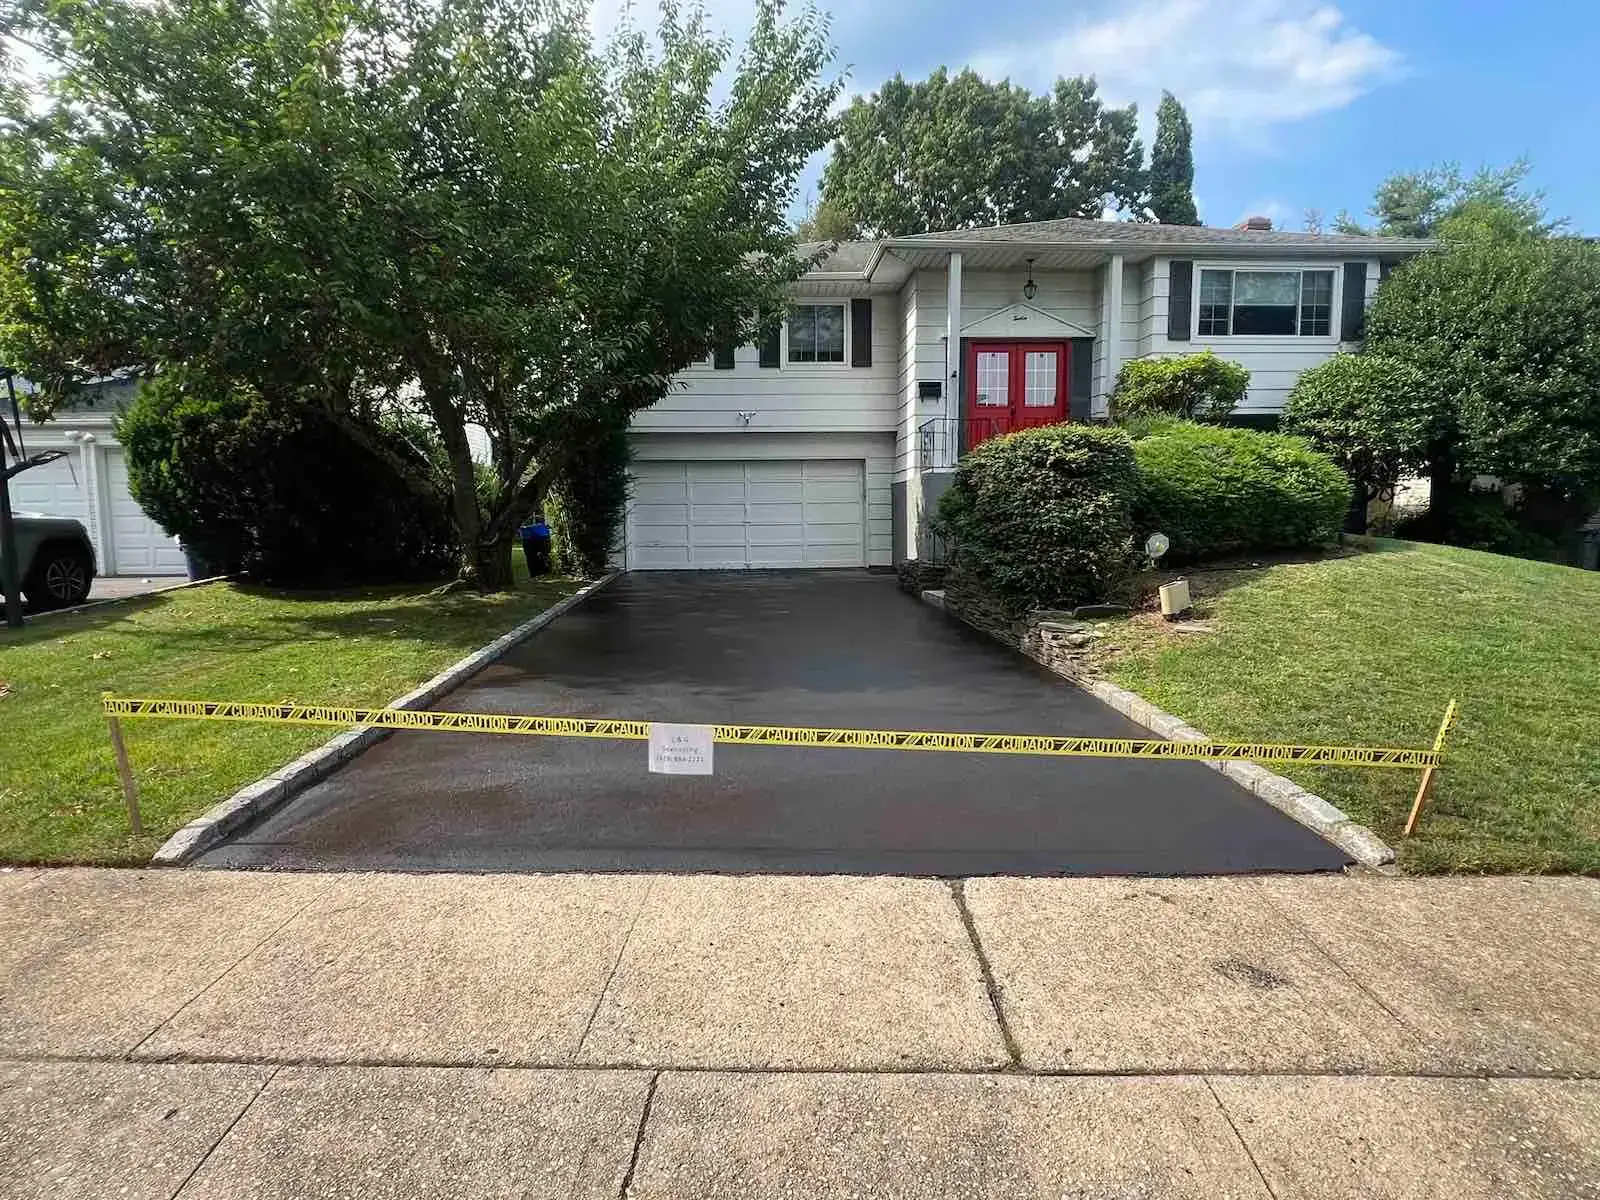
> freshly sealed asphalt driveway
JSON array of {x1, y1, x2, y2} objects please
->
[{"x1": 202, "y1": 572, "x2": 1349, "y2": 876}]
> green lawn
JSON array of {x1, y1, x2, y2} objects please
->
[
  {"x1": 0, "y1": 569, "x2": 581, "y2": 865},
  {"x1": 1100, "y1": 540, "x2": 1600, "y2": 874}
]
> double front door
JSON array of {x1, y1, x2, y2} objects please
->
[{"x1": 964, "y1": 340, "x2": 1069, "y2": 449}]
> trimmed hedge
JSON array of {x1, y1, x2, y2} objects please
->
[
  {"x1": 1111, "y1": 351, "x2": 1248, "y2": 423},
  {"x1": 1133, "y1": 422, "x2": 1351, "y2": 561},
  {"x1": 938, "y1": 424, "x2": 1138, "y2": 617}
]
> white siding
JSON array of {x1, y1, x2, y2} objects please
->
[
  {"x1": 628, "y1": 432, "x2": 894, "y2": 567},
  {"x1": 896, "y1": 272, "x2": 921, "y2": 484},
  {"x1": 633, "y1": 292, "x2": 900, "y2": 435},
  {"x1": 1124, "y1": 255, "x2": 1382, "y2": 416}
]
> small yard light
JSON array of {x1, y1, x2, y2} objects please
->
[{"x1": 1022, "y1": 257, "x2": 1038, "y2": 301}]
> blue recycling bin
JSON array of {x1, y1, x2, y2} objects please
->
[{"x1": 519, "y1": 520, "x2": 552, "y2": 577}]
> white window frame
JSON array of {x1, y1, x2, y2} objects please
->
[
  {"x1": 1192, "y1": 263, "x2": 1343, "y2": 341},
  {"x1": 784, "y1": 302, "x2": 850, "y2": 368}
]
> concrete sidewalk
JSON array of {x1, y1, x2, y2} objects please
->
[{"x1": 0, "y1": 868, "x2": 1595, "y2": 1197}]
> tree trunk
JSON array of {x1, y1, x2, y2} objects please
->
[{"x1": 468, "y1": 533, "x2": 517, "y2": 591}]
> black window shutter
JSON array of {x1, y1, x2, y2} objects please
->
[
  {"x1": 1167, "y1": 260, "x2": 1193, "y2": 341},
  {"x1": 1379, "y1": 260, "x2": 1394, "y2": 283},
  {"x1": 1341, "y1": 262, "x2": 1369, "y2": 341},
  {"x1": 713, "y1": 342, "x2": 735, "y2": 370},
  {"x1": 1068, "y1": 338, "x2": 1093, "y2": 422},
  {"x1": 850, "y1": 299, "x2": 873, "y2": 367},
  {"x1": 758, "y1": 321, "x2": 781, "y2": 368}
]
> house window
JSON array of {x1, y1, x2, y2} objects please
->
[
  {"x1": 788, "y1": 304, "x2": 845, "y2": 363},
  {"x1": 1196, "y1": 269, "x2": 1337, "y2": 337}
]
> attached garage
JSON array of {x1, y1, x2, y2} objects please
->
[
  {"x1": 8, "y1": 452, "x2": 92, "y2": 527},
  {"x1": 628, "y1": 458, "x2": 866, "y2": 570}
]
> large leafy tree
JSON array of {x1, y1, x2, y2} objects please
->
[
  {"x1": 1333, "y1": 159, "x2": 1563, "y2": 242},
  {"x1": 1352, "y1": 238, "x2": 1600, "y2": 528},
  {"x1": 0, "y1": 0, "x2": 837, "y2": 588},
  {"x1": 1148, "y1": 91, "x2": 1198, "y2": 225},
  {"x1": 819, "y1": 69, "x2": 1143, "y2": 236}
]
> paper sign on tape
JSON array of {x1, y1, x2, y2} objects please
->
[{"x1": 648, "y1": 722, "x2": 714, "y2": 775}]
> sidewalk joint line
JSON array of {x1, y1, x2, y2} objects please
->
[
  {"x1": 617, "y1": 1070, "x2": 660, "y2": 1200},
  {"x1": 949, "y1": 880, "x2": 1023, "y2": 1070},
  {"x1": 1204, "y1": 1075, "x2": 1279, "y2": 1200},
  {"x1": 127, "y1": 875, "x2": 345, "y2": 1060},
  {"x1": 575, "y1": 878, "x2": 655, "y2": 1059},
  {"x1": 165, "y1": 1063, "x2": 279, "y2": 1200}
]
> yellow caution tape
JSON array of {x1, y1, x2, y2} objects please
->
[{"x1": 103, "y1": 696, "x2": 1442, "y2": 770}]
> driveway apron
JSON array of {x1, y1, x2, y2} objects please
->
[{"x1": 200, "y1": 571, "x2": 1350, "y2": 875}]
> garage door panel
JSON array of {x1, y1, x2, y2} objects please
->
[
  {"x1": 628, "y1": 458, "x2": 864, "y2": 570},
  {"x1": 689, "y1": 524, "x2": 746, "y2": 548},
  {"x1": 689, "y1": 482, "x2": 748, "y2": 505},
  {"x1": 746, "y1": 481, "x2": 805, "y2": 503},
  {"x1": 748, "y1": 502, "x2": 804, "y2": 524},
  {"x1": 634, "y1": 482, "x2": 688, "y2": 505}
]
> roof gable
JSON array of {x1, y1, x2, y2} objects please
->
[{"x1": 962, "y1": 302, "x2": 1094, "y2": 339}]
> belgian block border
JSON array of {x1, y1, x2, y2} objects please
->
[
  {"x1": 919, "y1": 588, "x2": 1398, "y2": 869},
  {"x1": 151, "y1": 573, "x2": 621, "y2": 865}
]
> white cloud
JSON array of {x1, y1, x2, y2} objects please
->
[{"x1": 971, "y1": 0, "x2": 1401, "y2": 145}]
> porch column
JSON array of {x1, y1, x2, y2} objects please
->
[
  {"x1": 944, "y1": 251, "x2": 962, "y2": 421},
  {"x1": 1100, "y1": 253, "x2": 1124, "y2": 417}
]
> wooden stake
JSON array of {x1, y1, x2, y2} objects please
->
[
  {"x1": 1403, "y1": 699, "x2": 1458, "y2": 838},
  {"x1": 107, "y1": 712, "x2": 143, "y2": 837}
]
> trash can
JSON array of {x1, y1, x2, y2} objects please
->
[{"x1": 519, "y1": 518, "x2": 552, "y2": 577}]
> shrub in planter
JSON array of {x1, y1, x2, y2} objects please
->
[
  {"x1": 118, "y1": 373, "x2": 458, "y2": 585},
  {"x1": 1132, "y1": 422, "x2": 1350, "y2": 560},
  {"x1": 1282, "y1": 353, "x2": 1446, "y2": 505},
  {"x1": 938, "y1": 424, "x2": 1138, "y2": 617},
  {"x1": 1111, "y1": 351, "x2": 1249, "y2": 423}
]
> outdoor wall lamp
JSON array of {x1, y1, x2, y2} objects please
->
[{"x1": 1022, "y1": 257, "x2": 1038, "y2": 301}]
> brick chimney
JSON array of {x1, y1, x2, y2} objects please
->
[{"x1": 1235, "y1": 215, "x2": 1274, "y2": 231}]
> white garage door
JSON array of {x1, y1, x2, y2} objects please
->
[
  {"x1": 104, "y1": 448, "x2": 186, "y2": 575},
  {"x1": 8, "y1": 451, "x2": 91, "y2": 525},
  {"x1": 629, "y1": 460, "x2": 865, "y2": 569}
]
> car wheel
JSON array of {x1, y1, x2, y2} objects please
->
[{"x1": 24, "y1": 544, "x2": 94, "y2": 610}]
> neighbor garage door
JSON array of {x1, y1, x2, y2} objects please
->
[
  {"x1": 8, "y1": 452, "x2": 91, "y2": 525},
  {"x1": 628, "y1": 460, "x2": 865, "y2": 569},
  {"x1": 104, "y1": 448, "x2": 186, "y2": 574}
]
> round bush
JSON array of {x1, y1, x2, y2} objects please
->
[
  {"x1": 1282, "y1": 353, "x2": 1446, "y2": 497},
  {"x1": 1111, "y1": 351, "x2": 1249, "y2": 423},
  {"x1": 1132, "y1": 422, "x2": 1351, "y2": 561},
  {"x1": 937, "y1": 424, "x2": 1138, "y2": 616},
  {"x1": 118, "y1": 373, "x2": 459, "y2": 585}
]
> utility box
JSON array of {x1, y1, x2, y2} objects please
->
[{"x1": 1159, "y1": 579, "x2": 1193, "y2": 619}]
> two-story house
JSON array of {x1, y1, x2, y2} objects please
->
[{"x1": 624, "y1": 215, "x2": 1430, "y2": 571}]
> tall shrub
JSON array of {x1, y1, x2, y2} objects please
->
[
  {"x1": 1132, "y1": 422, "x2": 1350, "y2": 561},
  {"x1": 547, "y1": 423, "x2": 631, "y2": 577},
  {"x1": 938, "y1": 425, "x2": 1138, "y2": 616},
  {"x1": 118, "y1": 375, "x2": 458, "y2": 585},
  {"x1": 1111, "y1": 351, "x2": 1248, "y2": 423},
  {"x1": 1282, "y1": 352, "x2": 1447, "y2": 522}
]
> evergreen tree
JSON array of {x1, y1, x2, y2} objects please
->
[{"x1": 1149, "y1": 92, "x2": 1199, "y2": 225}]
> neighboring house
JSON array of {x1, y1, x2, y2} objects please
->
[
  {"x1": 624, "y1": 215, "x2": 1431, "y2": 570},
  {"x1": 5, "y1": 376, "x2": 186, "y2": 576}
]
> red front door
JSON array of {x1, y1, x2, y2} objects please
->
[{"x1": 965, "y1": 340, "x2": 1069, "y2": 448}]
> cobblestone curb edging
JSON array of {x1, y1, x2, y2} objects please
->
[
  {"x1": 151, "y1": 572, "x2": 621, "y2": 866},
  {"x1": 919, "y1": 588, "x2": 1397, "y2": 869}
]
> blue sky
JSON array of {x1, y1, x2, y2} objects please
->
[{"x1": 597, "y1": 0, "x2": 1600, "y2": 234}]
